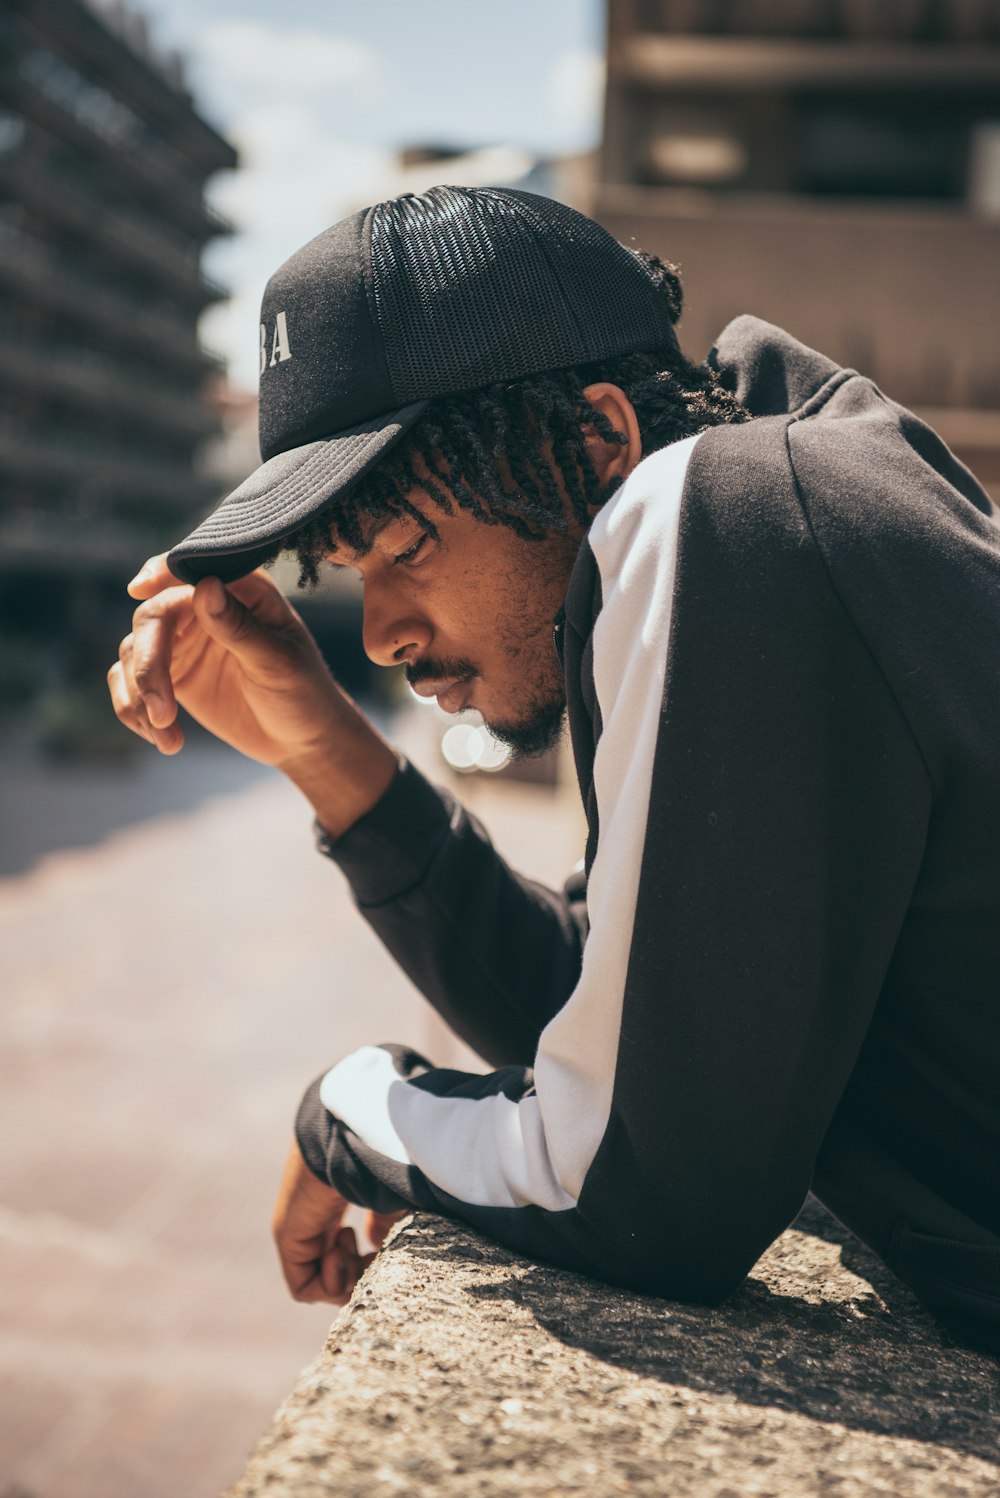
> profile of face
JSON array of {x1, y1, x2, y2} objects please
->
[
  {"x1": 325, "y1": 384, "x2": 641, "y2": 758},
  {"x1": 327, "y1": 492, "x2": 584, "y2": 756}
]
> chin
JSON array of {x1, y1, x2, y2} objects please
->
[{"x1": 483, "y1": 700, "x2": 567, "y2": 760}]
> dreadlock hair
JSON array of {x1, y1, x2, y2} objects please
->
[{"x1": 282, "y1": 252, "x2": 751, "y2": 589}]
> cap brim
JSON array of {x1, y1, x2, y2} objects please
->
[{"x1": 167, "y1": 400, "x2": 429, "y2": 585}]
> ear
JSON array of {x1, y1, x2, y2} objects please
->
[{"x1": 580, "y1": 383, "x2": 642, "y2": 507}]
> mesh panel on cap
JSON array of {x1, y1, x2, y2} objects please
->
[{"x1": 370, "y1": 186, "x2": 675, "y2": 404}]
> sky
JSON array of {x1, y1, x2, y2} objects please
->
[{"x1": 136, "y1": 0, "x2": 606, "y2": 388}]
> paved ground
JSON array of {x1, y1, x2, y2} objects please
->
[
  {"x1": 0, "y1": 716, "x2": 585, "y2": 1498},
  {"x1": 0, "y1": 718, "x2": 271, "y2": 881}
]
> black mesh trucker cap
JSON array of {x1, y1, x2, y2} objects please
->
[{"x1": 167, "y1": 185, "x2": 679, "y2": 584}]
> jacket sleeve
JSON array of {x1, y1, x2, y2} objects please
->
[
  {"x1": 297, "y1": 423, "x2": 932, "y2": 1303},
  {"x1": 315, "y1": 758, "x2": 587, "y2": 1068}
]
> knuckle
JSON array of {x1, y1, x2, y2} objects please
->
[
  {"x1": 132, "y1": 597, "x2": 161, "y2": 630},
  {"x1": 229, "y1": 608, "x2": 253, "y2": 643}
]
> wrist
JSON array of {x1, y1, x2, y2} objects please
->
[{"x1": 281, "y1": 727, "x2": 400, "y2": 842}]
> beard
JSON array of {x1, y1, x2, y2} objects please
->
[
  {"x1": 482, "y1": 695, "x2": 566, "y2": 760},
  {"x1": 405, "y1": 656, "x2": 567, "y2": 761}
]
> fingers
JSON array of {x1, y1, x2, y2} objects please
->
[
  {"x1": 280, "y1": 1227, "x2": 372, "y2": 1307},
  {"x1": 272, "y1": 1140, "x2": 353, "y2": 1304},
  {"x1": 278, "y1": 1236, "x2": 329, "y2": 1303},
  {"x1": 107, "y1": 656, "x2": 155, "y2": 746},
  {"x1": 366, "y1": 1209, "x2": 407, "y2": 1248},
  {"x1": 114, "y1": 561, "x2": 295, "y2": 748},
  {"x1": 190, "y1": 574, "x2": 300, "y2": 666},
  {"x1": 129, "y1": 586, "x2": 193, "y2": 731},
  {"x1": 127, "y1": 555, "x2": 293, "y2": 629},
  {"x1": 126, "y1": 553, "x2": 177, "y2": 601},
  {"x1": 110, "y1": 584, "x2": 194, "y2": 749},
  {"x1": 109, "y1": 585, "x2": 193, "y2": 752},
  {"x1": 270, "y1": 1146, "x2": 397, "y2": 1307},
  {"x1": 320, "y1": 1226, "x2": 361, "y2": 1302},
  {"x1": 108, "y1": 642, "x2": 184, "y2": 753}
]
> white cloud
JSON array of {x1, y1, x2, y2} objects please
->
[
  {"x1": 197, "y1": 21, "x2": 385, "y2": 111},
  {"x1": 192, "y1": 22, "x2": 392, "y2": 389},
  {"x1": 213, "y1": 104, "x2": 386, "y2": 235},
  {"x1": 544, "y1": 47, "x2": 605, "y2": 148}
]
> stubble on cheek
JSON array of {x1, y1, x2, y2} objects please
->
[{"x1": 474, "y1": 539, "x2": 576, "y2": 755}]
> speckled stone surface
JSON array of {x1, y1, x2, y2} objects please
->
[{"x1": 225, "y1": 1200, "x2": 1000, "y2": 1497}]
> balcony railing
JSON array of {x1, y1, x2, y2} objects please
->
[
  {"x1": 0, "y1": 151, "x2": 228, "y2": 308},
  {"x1": 18, "y1": 0, "x2": 236, "y2": 174},
  {"x1": 0, "y1": 508, "x2": 172, "y2": 574},
  {"x1": 0, "y1": 416, "x2": 218, "y2": 511},
  {"x1": 0, "y1": 340, "x2": 218, "y2": 442},
  {"x1": 614, "y1": 35, "x2": 1000, "y2": 93},
  {"x1": 5, "y1": 63, "x2": 232, "y2": 241},
  {"x1": 0, "y1": 225, "x2": 224, "y2": 376}
]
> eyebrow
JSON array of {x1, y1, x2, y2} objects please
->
[
  {"x1": 366, "y1": 515, "x2": 397, "y2": 543},
  {"x1": 327, "y1": 512, "x2": 406, "y2": 564}
]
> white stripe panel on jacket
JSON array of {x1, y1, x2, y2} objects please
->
[
  {"x1": 319, "y1": 1046, "x2": 416, "y2": 1166},
  {"x1": 327, "y1": 434, "x2": 700, "y2": 1211}
]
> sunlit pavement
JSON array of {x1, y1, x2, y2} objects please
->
[{"x1": 0, "y1": 720, "x2": 585, "y2": 1498}]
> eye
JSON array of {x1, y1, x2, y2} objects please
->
[{"x1": 392, "y1": 532, "x2": 431, "y2": 568}]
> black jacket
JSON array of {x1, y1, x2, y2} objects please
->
[{"x1": 297, "y1": 317, "x2": 1000, "y2": 1351}]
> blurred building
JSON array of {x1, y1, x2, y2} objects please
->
[
  {"x1": 0, "y1": 0, "x2": 236, "y2": 678},
  {"x1": 596, "y1": 0, "x2": 1000, "y2": 495}
]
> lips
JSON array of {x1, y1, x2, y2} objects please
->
[
  {"x1": 437, "y1": 679, "x2": 473, "y2": 712},
  {"x1": 410, "y1": 678, "x2": 473, "y2": 713}
]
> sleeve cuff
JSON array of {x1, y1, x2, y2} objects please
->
[
  {"x1": 294, "y1": 1067, "x2": 419, "y2": 1214},
  {"x1": 295, "y1": 1073, "x2": 334, "y2": 1184},
  {"x1": 313, "y1": 755, "x2": 457, "y2": 907}
]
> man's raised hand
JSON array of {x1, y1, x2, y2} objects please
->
[
  {"x1": 109, "y1": 555, "x2": 339, "y2": 764},
  {"x1": 108, "y1": 555, "x2": 399, "y2": 838}
]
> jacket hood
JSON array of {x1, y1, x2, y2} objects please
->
[{"x1": 707, "y1": 315, "x2": 844, "y2": 420}]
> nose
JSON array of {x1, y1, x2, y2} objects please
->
[{"x1": 361, "y1": 578, "x2": 432, "y2": 668}]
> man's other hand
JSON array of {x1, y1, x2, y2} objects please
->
[{"x1": 271, "y1": 1139, "x2": 405, "y2": 1305}]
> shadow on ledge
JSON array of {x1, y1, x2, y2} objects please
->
[
  {"x1": 411, "y1": 1198, "x2": 1000, "y2": 1469},
  {"x1": 228, "y1": 1198, "x2": 1000, "y2": 1498}
]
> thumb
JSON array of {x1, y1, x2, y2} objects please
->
[
  {"x1": 192, "y1": 575, "x2": 285, "y2": 662},
  {"x1": 367, "y1": 1209, "x2": 407, "y2": 1248}
]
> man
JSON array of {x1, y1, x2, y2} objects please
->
[{"x1": 108, "y1": 186, "x2": 1000, "y2": 1352}]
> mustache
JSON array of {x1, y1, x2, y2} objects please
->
[{"x1": 404, "y1": 657, "x2": 478, "y2": 687}]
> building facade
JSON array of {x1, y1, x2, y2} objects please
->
[
  {"x1": 0, "y1": 0, "x2": 235, "y2": 681},
  {"x1": 596, "y1": 0, "x2": 1000, "y2": 496}
]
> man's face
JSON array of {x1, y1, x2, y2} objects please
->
[{"x1": 326, "y1": 488, "x2": 585, "y2": 757}]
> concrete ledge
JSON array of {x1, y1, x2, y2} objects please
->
[{"x1": 226, "y1": 1200, "x2": 1000, "y2": 1497}]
